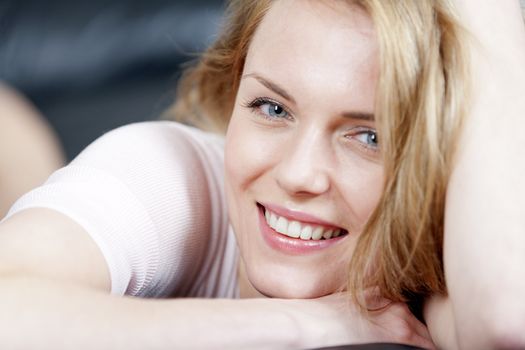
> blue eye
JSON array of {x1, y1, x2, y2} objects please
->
[
  {"x1": 351, "y1": 130, "x2": 379, "y2": 150},
  {"x1": 263, "y1": 103, "x2": 288, "y2": 118},
  {"x1": 245, "y1": 98, "x2": 290, "y2": 120},
  {"x1": 365, "y1": 131, "x2": 378, "y2": 146}
]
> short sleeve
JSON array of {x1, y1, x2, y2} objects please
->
[{"x1": 4, "y1": 121, "x2": 236, "y2": 298}]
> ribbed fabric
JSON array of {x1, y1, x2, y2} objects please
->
[{"x1": 4, "y1": 121, "x2": 239, "y2": 299}]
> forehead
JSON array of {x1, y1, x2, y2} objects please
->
[{"x1": 244, "y1": 0, "x2": 378, "y2": 110}]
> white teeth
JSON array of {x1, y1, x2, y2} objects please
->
[
  {"x1": 323, "y1": 229, "x2": 333, "y2": 240},
  {"x1": 288, "y1": 221, "x2": 302, "y2": 238},
  {"x1": 270, "y1": 212, "x2": 278, "y2": 227},
  {"x1": 300, "y1": 225, "x2": 313, "y2": 240},
  {"x1": 312, "y1": 226, "x2": 324, "y2": 240},
  {"x1": 275, "y1": 216, "x2": 288, "y2": 234},
  {"x1": 264, "y1": 207, "x2": 344, "y2": 241}
]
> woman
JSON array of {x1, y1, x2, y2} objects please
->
[{"x1": 0, "y1": 1, "x2": 523, "y2": 349}]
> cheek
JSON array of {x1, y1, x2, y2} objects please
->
[
  {"x1": 224, "y1": 111, "x2": 281, "y2": 192},
  {"x1": 362, "y1": 174, "x2": 383, "y2": 219},
  {"x1": 225, "y1": 113, "x2": 252, "y2": 188},
  {"x1": 224, "y1": 110, "x2": 281, "y2": 252},
  {"x1": 339, "y1": 163, "x2": 384, "y2": 228}
]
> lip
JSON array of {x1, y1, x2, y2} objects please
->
[
  {"x1": 257, "y1": 204, "x2": 348, "y2": 255},
  {"x1": 260, "y1": 202, "x2": 344, "y2": 230}
]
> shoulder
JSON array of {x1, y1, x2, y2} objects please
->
[
  {"x1": 77, "y1": 121, "x2": 224, "y2": 163},
  {"x1": 70, "y1": 121, "x2": 225, "y2": 190},
  {"x1": 64, "y1": 121, "x2": 224, "y2": 232},
  {"x1": 6, "y1": 121, "x2": 229, "y2": 297},
  {"x1": 81, "y1": 122, "x2": 229, "y2": 297},
  {"x1": 96, "y1": 120, "x2": 224, "y2": 144}
]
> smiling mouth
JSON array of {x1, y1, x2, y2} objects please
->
[{"x1": 259, "y1": 204, "x2": 348, "y2": 241}]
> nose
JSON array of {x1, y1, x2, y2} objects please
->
[{"x1": 275, "y1": 127, "x2": 331, "y2": 197}]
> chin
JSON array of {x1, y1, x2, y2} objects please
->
[
  {"x1": 247, "y1": 266, "x2": 341, "y2": 299},
  {"x1": 255, "y1": 282, "x2": 334, "y2": 299}
]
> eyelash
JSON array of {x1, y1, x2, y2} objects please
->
[
  {"x1": 242, "y1": 96, "x2": 379, "y2": 154},
  {"x1": 242, "y1": 97, "x2": 292, "y2": 121}
]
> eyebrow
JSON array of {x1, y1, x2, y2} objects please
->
[
  {"x1": 242, "y1": 73, "x2": 296, "y2": 104},
  {"x1": 242, "y1": 72, "x2": 375, "y2": 121},
  {"x1": 343, "y1": 111, "x2": 375, "y2": 121}
]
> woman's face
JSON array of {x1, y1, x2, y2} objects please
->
[{"x1": 225, "y1": 0, "x2": 383, "y2": 298}]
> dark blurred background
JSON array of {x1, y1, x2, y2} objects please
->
[{"x1": 0, "y1": 0, "x2": 224, "y2": 160}]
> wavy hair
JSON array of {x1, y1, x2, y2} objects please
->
[{"x1": 166, "y1": 0, "x2": 473, "y2": 305}]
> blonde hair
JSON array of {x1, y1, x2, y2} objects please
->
[
  {"x1": 167, "y1": 0, "x2": 470, "y2": 305},
  {"x1": 166, "y1": 0, "x2": 271, "y2": 133},
  {"x1": 350, "y1": 0, "x2": 469, "y2": 305}
]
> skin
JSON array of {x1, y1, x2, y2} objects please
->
[
  {"x1": 225, "y1": 0, "x2": 383, "y2": 299},
  {"x1": 0, "y1": 84, "x2": 65, "y2": 217},
  {"x1": 425, "y1": 0, "x2": 525, "y2": 348}
]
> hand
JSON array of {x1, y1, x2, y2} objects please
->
[{"x1": 285, "y1": 292, "x2": 435, "y2": 349}]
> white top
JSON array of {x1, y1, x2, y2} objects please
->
[{"x1": 4, "y1": 121, "x2": 239, "y2": 299}]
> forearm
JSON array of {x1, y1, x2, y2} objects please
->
[
  {"x1": 445, "y1": 0, "x2": 525, "y2": 348},
  {"x1": 0, "y1": 273, "x2": 437, "y2": 349},
  {"x1": 0, "y1": 275, "x2": 300, "y2": 350}
]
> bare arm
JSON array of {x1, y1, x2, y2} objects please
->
[
  {"x1": 0, "y1": 209, "x2": 302, "y2": 349},
  {"x1": 0, "y1": 84, "x2": 65, "y2": 217},
  {"x1": 0, "y1": 209, "x2": 433, "y2": 349},
  {"x1": 427, "y1": 1, "x2": 525, "y2": 348},
  {"x1": 0, "y1": 277, "x2": 301, "y2": 349}
]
